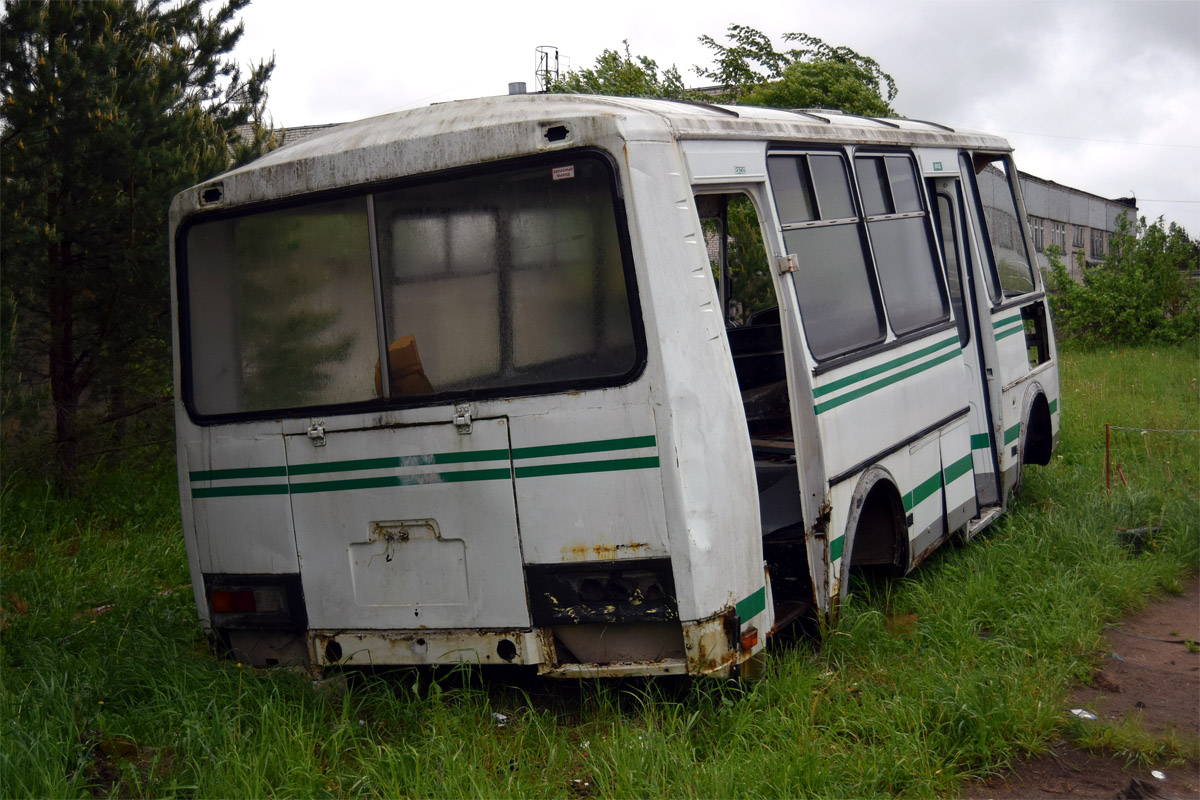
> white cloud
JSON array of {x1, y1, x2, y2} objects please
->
[{"x1": 231, "y1": 0, "x2": 1200, "y2": 232}]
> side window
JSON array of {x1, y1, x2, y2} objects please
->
[
  {"x1": 968, "y1": 154, "x2": 1036, "y2": 299},
  {"x1": 768, "y1": 153, "x2": 885, "y2": 360},
  {"x1": 854, "y1": 154, "x2": 949, "y2": 335}
]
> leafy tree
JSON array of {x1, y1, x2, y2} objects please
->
[
  {"x1": 1, "y1": 0, "x2": 275, "y2": 487},
  {"x1": 1045, "y1": 216, "x2": 1200, "y2": 348},
  {"x1": 696, "y1": 26, "x2": 897, "y2": 115},
  {"x1": 550, "y1": 27, "x2": 900, "y2": 319},
  {"x1": 547, "y1": 41, "x2": 690, "y2": 99},
  {"x1": 723, "y1": 198, "x2": 774, "y2": 323},
  {"x1": 549, "y1": 27, "x2": 897, "y2": 118}
]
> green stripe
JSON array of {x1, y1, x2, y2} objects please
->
[
  {"x1": 814, "y1": 349, "x2": 960, "y2": 415},
  {"x1": 904, "y1": 470, "x2": 944, "y2": 512},
  {"x1": 1048, "y1": 398, "x2": 1058, "y2": 414},
  {"x1": 512, "y1": 435, "x2": 656, "y2": 460},
  {"x1": 992, "y1": 314, "x2": 1022, "y2": 331},
  {"x1": 812, "y1": 336, "x2": 959, "y2": 399},
  {"x1": 1004, "y1": 423, "x2": 1021, "y2": 445},
  {"x1": 735, "y1": 586, "x2": 766, "y2": 622},
  {"x1": 287, "y1": 448, "x2": 510, "y2": 476},
  {"x1": 901, "y1": 451, "x2": 973, "y2": 512},
  {"x1": 970, "y1": 433, "x2": 991, "y2": 450},
  {"x1": 189, "y1": 465, "x2": 287, "y2": 481},
  {"x1": 830, "y1": 453, "x2": 970, "y2": 562},
  {"x1": 514, "y1": 456, "x2": 659, "y2": 479},
  {"x1": 943, "y1": 453, "x2": 974, "y2": 484},
  {"x1": 192, "y1": 436, "x2": 658, "y2": 487},
  {"x1": 290, "y1": 467, "x2": 513, "y2": 495},
  {"x1": 192, "y1": 483, "x2": 289, "y2": 499},
  {"x1": 994, "y1": 324, "x2": 1026, "y2": 342}
]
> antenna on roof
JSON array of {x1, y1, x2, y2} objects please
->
[{"x1": 535, "y1": 46, "x2": 559, "y2": 92}]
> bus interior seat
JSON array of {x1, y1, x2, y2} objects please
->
[{"x1": 374, "y1": 334, "x2": 435, "y2": 397}]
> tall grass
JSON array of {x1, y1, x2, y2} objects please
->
[{"x1": 2, "y1": 346, "x2": 1197, "y2": 798}]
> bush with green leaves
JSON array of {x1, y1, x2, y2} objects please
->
[{"x1": 1045, "y1": 216, "x2": 1200, "y2": 348}]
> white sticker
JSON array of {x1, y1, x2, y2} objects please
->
[{"x1": 552, "y1": 165, "x2": 575, "y2": 181}]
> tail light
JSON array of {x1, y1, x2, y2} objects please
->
[
  {"x1": 202, "y1": 574, "x2": 306, "y2": 630},
  {"x1": 209, "y1": 587, "x2": 283, "y2": 614}
]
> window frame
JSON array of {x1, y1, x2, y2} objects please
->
[
  {"x1": 175, "y1": 148, "x2": 648, "y2": 425},
  {"x1": 767, "y1": 145, "x2": 952, "y2": 366},
  {"x1": 767, "y1": 147, "x2": 889, "y2": 362},
  {"x1": 962, "y1": 152, "x2": 1039, "y2": 304},
  {"x1": 851, "y1": 149, "x2": 951, "y2": 337}
]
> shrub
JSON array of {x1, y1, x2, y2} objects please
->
[{"x1": 1046, "y1": 216, "x2": 1200, "y2": 348}]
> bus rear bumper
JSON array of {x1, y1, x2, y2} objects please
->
[{"x1": 306, "y1": 610, "x2": 757, "y2": 677}]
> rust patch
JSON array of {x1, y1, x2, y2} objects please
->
[
  {"x1": 689, "y1": 605, "x2": 739, "y2": 674},
  {"x1": 814, "y1": 500, "x2": 832, "y2": 536},
  {"x1": 560, "y1": 541, "x2": 651, "y2": 561}
]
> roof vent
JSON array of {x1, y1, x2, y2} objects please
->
[{"x1": 508, "y1": 82, "x2": 527, "y2": 95}]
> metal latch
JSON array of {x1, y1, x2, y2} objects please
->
[
  {"x1": 306, "y1": 420, "x2": 326, "y2": 446},
  {"x1": 776, "y1": 254, "x2": 800, "y2": 274},
  {"x1": 453, "y1": 405, "x2": 472, "y2": 435}
]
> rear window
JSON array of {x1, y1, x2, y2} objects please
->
[{"x1": 180, "y1": 153, "x2": 641, "y2": 419}]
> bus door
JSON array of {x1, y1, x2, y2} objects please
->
[
  {"x1": 282, "y1": 415, "x2": 530, "y2": 634},
  {"x1": 928, "y1": 176, "x2": 1002, "y2": 510}
]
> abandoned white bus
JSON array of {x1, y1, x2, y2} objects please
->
[{"x1": 170, "y1": 95, "x2": 1059, "y2": 678}]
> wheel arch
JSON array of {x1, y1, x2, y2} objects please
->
[{"x1": 836, "y1": 466, "x2": 908, "y2": 605}]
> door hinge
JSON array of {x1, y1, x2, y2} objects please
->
[
  {"x1": 306, "y1": 420, "x2": 326, "y2": 447},
  {"x1": 453, "y1": 404, "x2": 473, "y2": 435},
  {"x1": 777, "y1": 254, "x2": 799, "y2": 274}
]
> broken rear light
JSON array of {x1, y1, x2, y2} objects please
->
[{"x1": 208, "y1": 586, "x2": 283, "y2": 615}]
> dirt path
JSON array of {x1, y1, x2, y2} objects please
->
[{"x1": 966, "y1": 578, "x2": 1200, "y2": 799}]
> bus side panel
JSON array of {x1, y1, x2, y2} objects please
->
[
  {"x1": 991, "y1": 306, "x2": 1058, "y2": 485},
  {"x1": 940, "y1": 417, "x2": 977, "y2": 536},
  {"x1": 509, "y1": 397, "x2": 670, "y2": 565},
  {"x1": 813, "y1": 341, "x2": 967, "y2": 482},
  {"x1": 905, "y1": 430, "x2": 945, "y2": 561},
  {"x1": 180, "y1": 421, "x2": 299, "y2": 577},
  {"x1": 991, "y1": 309, "x2": 1032, "y2": 389},
  {"x1": 624, "y1": 139, "x2": 769, "y2": 638}
]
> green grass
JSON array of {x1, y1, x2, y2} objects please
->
[
  {"x1": 1067, "y1": 712, "x2": 1200, "y2": 768},
  {"x1": 2, "y1": 345, "x2": 1197, "y2": 798}
]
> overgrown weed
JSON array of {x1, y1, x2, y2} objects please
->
[
  {"x1": 1067, "y1": 713, "x2": 1200, "y2": 768},
  {"x1": 2, "y1": 346, "x2": 1197, "y2": 797}
]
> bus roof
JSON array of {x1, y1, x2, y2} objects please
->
[{"x1": 174, "y1": 94, "x2": 1011, "y2": 220}]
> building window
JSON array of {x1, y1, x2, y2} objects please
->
[
  {"x1": 1091, "y1": 228, "x2": 1106, "y2": 259},
  {"x1": 1072, "y1": 224, "x2": 1084, "y2": 248},
  {"x1": 1051, "y1": 221, "x2": 1067, "y2": 251},
  {"x1": 1028, "y1": 215, "x2": 1044, "y2": 253}
]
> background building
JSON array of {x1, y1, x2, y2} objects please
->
[{"x1": 1019, "y1": 172, "x2": 1137, "y2": 279}]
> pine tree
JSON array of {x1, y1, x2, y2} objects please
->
[{"x1": 1, "y1": 0, "x2": 275, "y2": 488}]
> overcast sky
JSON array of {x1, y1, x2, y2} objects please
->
[{"x1": 232, "y1": 0, "x2": 1200, "y2": 233}]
